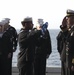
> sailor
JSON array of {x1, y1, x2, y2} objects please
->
[
  {"x1": 1, "y1": 18, "x2": 18, "y2": 75},
  {"x1": 65, "y1": 9, "x2": 74, "y2": 75},
  {"x1": 34, "y1": 18, "x2": 52, "y2": 75},
  {"x1": 56, "y1": 16, "x2": 68, "y2": 75}
]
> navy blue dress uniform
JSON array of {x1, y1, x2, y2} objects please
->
[
  {"x1": 34, "y1": 19, "x2": 52, "y2": 75},
  {"x1": 2, "y1": 29, "x2": 17, "y2": 75},
  {"x1": 17, "y1": 17, "x2": 44, "y2": 75},
  {"x1": 0, "y1": 18, "x2": 18, "y2": 75},
  {"x1": 57, "y1": 25, "x2": 67, "y2": 54},
  {"x1": 57, "y1": 25, "x2": 68, "y2": 56},
  {"x1": 6, "y1": 25, "x2": 18, "y2": 75},
  {"x1": 65, "y1": 9, "x2": 74, "y2": 75},
  {"x1": 57, "y1": 24, "x2": 68, "y2": 75}
]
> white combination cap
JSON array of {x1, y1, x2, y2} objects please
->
[
  {"x1": 0, "y1": 22, "x2": 5, "y2": 25},
  {"x1": 3, "y1": 18, "x2": 10, "y2": 24},
  {"x1": 66, "y1": 9, "x2": 74, "y2": 16},
  {"x1": 0, "y1": 19, "x2": 6, "y2": 25},
  {"x1": 21, "y1": 17, "x2": 33, "y2": 23},
  {"x1": 36, "y1": 18, "x2": 44, "y2": 26}
]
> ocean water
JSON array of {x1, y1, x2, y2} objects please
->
[{"x1": 12, "y1": 29, "x2": 61, "y2": 67}]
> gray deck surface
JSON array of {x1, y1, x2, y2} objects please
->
[{"x1": 12, "y1": 67, "x2": 61, "y2": 75}]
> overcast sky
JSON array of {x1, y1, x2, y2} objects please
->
[{"x1": 0, "y1": 0, "x2": 74, "y2": 29}]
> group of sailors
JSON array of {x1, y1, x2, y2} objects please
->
[{"x1": 0, "y1": 9, "x2": 74, "y2": 75}]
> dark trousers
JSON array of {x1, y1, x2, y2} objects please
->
[
  {"x1": 71, "y1": 70, "x2": 74, "y2": 75},
  {"x1": 34, "y1": 55, "x2": 46, "y2": 75},
  {"x1": 19, "y1": 61, "x2": 33, "y2": 75},
  {"x1": 1, "y1": 56, "x2": 10, "y2": 75},
  {"x1": 2, "y1": 53, "x2": 13, "y2": 75},
  {"x1": 61, "y1": 61, "x2": 66, "y2": 75},
  {"x1": 67, "y1": 68, "x2": 74, "y2": 75},
  {"x1": 7, "y1": 53, "x2": 13, "y2": 75},
  {"x1": 0, "y1": 56, "x2": 4, "y2": 75}
]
